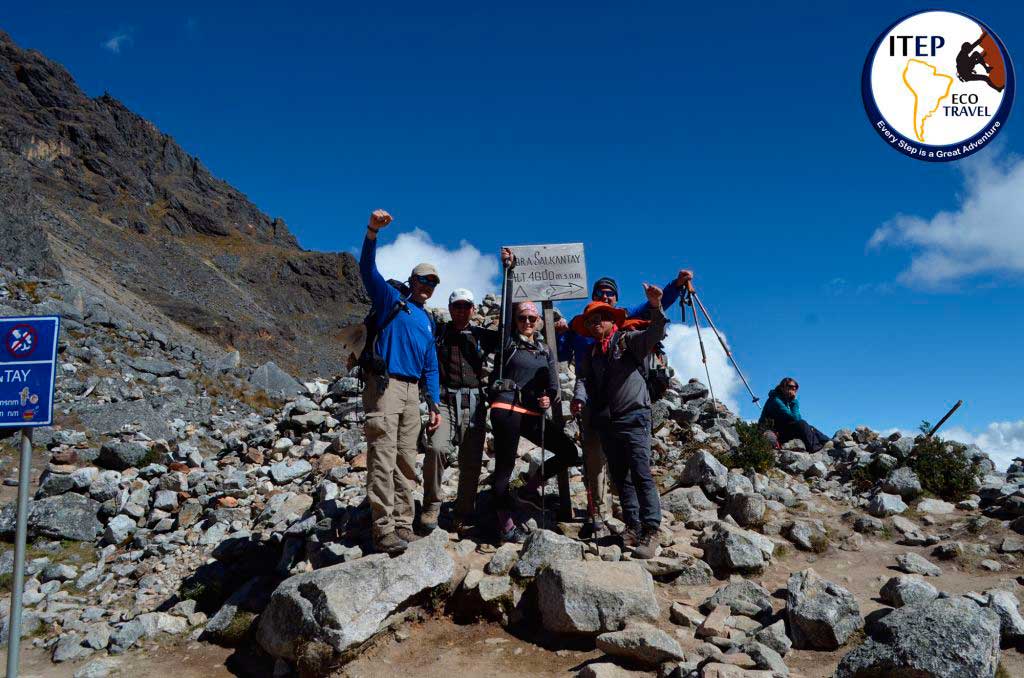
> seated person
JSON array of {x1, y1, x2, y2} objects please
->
[{"x1": 759, "y1": 378, "x2": 829, "y2": 452}]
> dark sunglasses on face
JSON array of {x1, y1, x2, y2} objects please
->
[
  {"x1": 785, "y1": 383, "x2": 798, "y2": 390},
  {"x1": 517, "y1": 315, "x2": 539, "y2": 323},
  {"x1": 451, "y1": 302, "x2": 473, "y2": 311},
  {"x1": 413, "y1": 275, "x2": 439, "y2": 288},
  {"x1": 593, "y1": 289, "x2": 616, "y2": 300}
]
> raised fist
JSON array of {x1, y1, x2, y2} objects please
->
[
  {"x1": 676, "y1": 269, "x2": 694, "y2": 290},
  {"x1": 501, "y1": 247, "x2": 516, "y2": 269},
  {"x1": 369, "y1": 210, "x2": 393, "y2": 230},
  {"x1": 643, "y1": 283, "x2": 663, "y2": 307}
]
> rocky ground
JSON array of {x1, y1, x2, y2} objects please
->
[{"x1": 1, "y1": 263, "x2": 1024, "y2": 678}]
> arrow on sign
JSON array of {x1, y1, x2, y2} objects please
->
[{"x1": 546, "y1": 282, "x2": 586, "y2": 299}]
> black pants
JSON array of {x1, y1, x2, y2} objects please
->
[
  {"x1": 597, "y1": 409, "x2": 661, "y2": 530},
  {"x1": 778, "y1": 419, "x2": 829, "y2": 452},
  {"x1": 490, "y1": 406, "x2": 580, "y2": 511}
]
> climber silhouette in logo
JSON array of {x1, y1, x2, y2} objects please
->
[{"x1": 956, "y1": 32, "x2": 1006, "y2": 92}]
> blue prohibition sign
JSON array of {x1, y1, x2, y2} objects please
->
[{"x1": 862, "y1": 10, "x2": 1015, "y2": 162}]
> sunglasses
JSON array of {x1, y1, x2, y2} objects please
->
[
  {"x1": 785, "y1": 383, "x2": 799, "y2": 390},
  {"x1": 413, "y1": 275, "x2": 439, "y2": 288},
  {"x1": 517, "y1": 315, "x2": 539, "y2": 323},
  {"x1": 450, "y1": 302, "x2": 473, "y2": 311},
  {"x1": 593, "y1": 289, "x2": 616, "y2": 300},
  {"x1": 585, "y1": 313, "x2": 612, "y2": 325}
]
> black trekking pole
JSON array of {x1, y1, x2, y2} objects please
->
[
  {"x1": 575, "y1": 413, "x2": 597, "y2": 525},
  {"x1": 685, "y1": 292, "x2": 717, "y2": 421},
  {"x1": 689, "y1": 287, "x2": 760, "y2": 405}
]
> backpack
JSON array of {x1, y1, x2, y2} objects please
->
[
  {"x1": 613, "y1": 333, "x2": 674, "y2": 403},
  {"x1": 351, "y1": 279, "x2": 412, "y2": 375},
  {"x1": 436, "y1": 323, "x2": 487, "y2": 384}
]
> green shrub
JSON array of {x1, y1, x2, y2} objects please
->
[
  {"x1": 908, "y1": 434, "x2": 980, "y2": 501},
  {"x1": 850, "y1": 455, "x2": 890, "y2": 492},
  {"x1": 720, "y1": 421, "x2": 776, "y2": 474}
]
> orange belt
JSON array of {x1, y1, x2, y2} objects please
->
[{"x1": 490, "y1": 401, "x2": 541, "y2": 417}]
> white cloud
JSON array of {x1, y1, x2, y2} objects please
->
[
  {"x1": 869, "y1": 153, "x2": 1024, "y2": 286},
  {"x1": 103, "y1": 32, "x2": 132, "y2": 54},
  {"x1": 662, "y1": 323, "x2": 742, "y2": 415},
  {"x1": 943, "y1": 419, "x2": 1024, "y2": 471},
  {"x1": 374, "y1": 228, "x2": 500, "y2": 308}
]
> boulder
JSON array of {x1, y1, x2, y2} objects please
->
[
  {"x1": 97, "y1": 441, "x2": 150, "y2": 471},
  {"x1": 700, "y1": 579, "x2": 773, "y2": 619},
  {"x1": 835, "y1": 596, "x2": 1001, "y2": 678},
  {"x1": 257, "y1": 529, "x2": 454, "y2": 660},
  {"x1": 536, "y1": 561, "x2": 659, "y2": 634},
  {"x1": 879, "y1": 575, "x2": 939, "y2": 608},
  {"x1": 485, "y1": 543, "x2": 520, "y2": 576},
  {"x1": 895, "y1": 552, "x2": 942, "y2": 577},
  {"x1": 783, "y1": 519, "x2": 828, "y2": 552},
  {"x1": 699, "y1": 523, "x2": 773, "y2": 576},
  {"x1": 512, "y1": 529, "x2": 583, "y2": 578},
  {"x1": 269, "y1": 460, "x2": 313, "y2": 485},
  {"x1": 868, "y1": 493, "x2": 907, "y2": 517},
  {"x1": 882, "y1": 467, "x2": 923, "y2": 500},
  {"x1": 726, "y1": 493, "x2": 766, "y2": 527},
  {"x1": 917, "y1": 498, "x2": 956, "y2": 515},
  {"x1": 28, "y1": 494, "x2": 102, "y2": 541},
  {"x1": 785, "y1": 568, "x2": 861, "y2": 650},
  {"x1": 250, "y1": 361, "x2": 304, "y2": 397},
  {"x1": 754, "y1": 620, "x2": 792, "y2": 656},
  {"x1": 661, "y1": 486, "x2": 716, "y2": 519},
  {"x1": 680, "y1": 450, "x2": 729, "y2": 496},
  {"x1": 596, "y1": 623, "x2": 685, "y2": 667},
  {"x1": 985, "y1": 589, "x2": 1024, "y2": 642}
]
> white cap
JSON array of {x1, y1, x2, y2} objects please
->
[{"x1": 449, "y1": 288, "x2": 475, "y2": 305}]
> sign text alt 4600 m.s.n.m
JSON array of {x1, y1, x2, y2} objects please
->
[
  {"x1": 0, "y1": 315, "x2": 60, "y2": 428},
  {"x1": 505, "y1": 243, "x2": 589, "y2": 302}
]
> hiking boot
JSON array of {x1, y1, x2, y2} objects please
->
[
  {"x1": 632, "y1": 527, "x2": 659, "y2": 560},
  {"x1": 395, "y1": 527, "x2": 421, "y2": 544},
  {"x1": 621, "y1": 525, "x2": 640, "y2": 548},
  {"x1": 511, "y1": 475, "x2": 546, "y2": 512},
  {"x1": 586, "y1": 519, "x2": 612, "y2": 541},
  {"x1": 417, "y1": 505, "x2": 440, "y2": 536},
  {"x1": 500, "y1": 524, "x2": 529, "y2": 544},
  {"x1": 374, "y1": 531, "x2": 408, "y2": 556}
]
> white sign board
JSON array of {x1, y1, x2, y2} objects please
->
[{"x1": 505, "y1": 243, "x2": 588, "y2": 302}]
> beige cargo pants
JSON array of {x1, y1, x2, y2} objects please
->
[{"x1": 363, "y1": 376, "x2": 422, "y2": 539}]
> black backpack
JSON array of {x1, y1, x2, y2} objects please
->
[
  {"x1": 635, "y1": 342, "x2": 674, "y2": 402},
  {"x1": 354, "y1": 279, "x2": 412, "y2": 376}
]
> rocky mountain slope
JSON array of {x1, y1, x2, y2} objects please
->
[
  {"x1": 1, "y1": 267, "x2": 1024, "y2": 678},
  {"x1": 0, "y1": 30, "x2": 367, "y2": 377}
]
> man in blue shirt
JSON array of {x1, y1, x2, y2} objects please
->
[
  {"x1": 360, "y1": 209, "x2": 441, "y2": 556},
  {"x1": 555, "y1": 270, "x2": 692, "y2": 539}
]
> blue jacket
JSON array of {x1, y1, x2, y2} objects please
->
[
  {"x1": 359, "y1": 236, "x2": 440, "y2": 405},
  {"x1": 759, "y1": 388, "x2": 801, "y2": 428},
  {"x1": 557, "y1": 277, "x2": 682, "y2": 370}
]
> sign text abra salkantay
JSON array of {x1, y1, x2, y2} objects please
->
[
  {"x1": 506, "y1": 243, "x2": 589, "y2": 302},
  {"x1": 0, "y1": 316, "x2": 60, "y2": 428}
]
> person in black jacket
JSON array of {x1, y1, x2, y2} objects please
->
[
  {"x1": 420, "y1": 285, "x2": 501, "y2": 536},
  {"x1": 571, "y1": 282, "x2": 667, "y2": 559},
  {"x1": 489, "y1": 261, "x2": 580, "y2": 544}
]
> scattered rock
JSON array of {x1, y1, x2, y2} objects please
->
[
  {"x1": 536, "y1": 561, "x2": 659, "y2": 634},
  {"x1": 785, "y1": 568, "x2": 861, "y2": 650}
]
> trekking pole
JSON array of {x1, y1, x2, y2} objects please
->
[
  {"x1": 685, "y1": 293, "x2": 717, "y2": 419},
  {"x1": 575, "y1": 413, "x2": 597, "y2": 523},
  {"x1": 689, "y1": 288, "x2": 760, "y2": 405}
]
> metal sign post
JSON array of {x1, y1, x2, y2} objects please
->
[
  {"x1": 1, "y1": 315, "x2": 60, "y2": 678},
  {"x1": 501, "y1": 245, "x2": 588, "y2": 523}
]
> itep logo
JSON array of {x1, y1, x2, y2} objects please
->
[{"x1": 862, "y1": 10, "x2": 1014, "y2": 161}]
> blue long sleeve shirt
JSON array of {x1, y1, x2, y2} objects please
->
[
  {"x1": 359, "y1": 236, "x2": 440, "y2": 404},
  {"x1": 557, "y1": 277, "x2": 683, "y2": 370}
]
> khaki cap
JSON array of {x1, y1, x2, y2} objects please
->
[{"x1": 411, "y1": 263, "x2": 440, "y2": 281}]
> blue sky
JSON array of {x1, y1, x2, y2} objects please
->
[{"x1": 4, "y1": 2, "x2": 1023, "y2": 465}]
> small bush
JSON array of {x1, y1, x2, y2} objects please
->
[
  {"x1": 720, "y1": 420, "x2": 776, "y2": 474},
  {"x1": 908, "y1": 435, "x2": 980, "y2": 501},
  {"x1": 850, "y1": 456, "x2": 890, "y2": 492}
]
